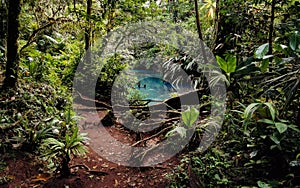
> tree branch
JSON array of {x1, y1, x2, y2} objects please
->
[
  {"x1": 131, "y1": 123, "x2": 176, "y2": 147},
  {"x1": 19, "y1": 17, "x2": 71, "y2": 54}
]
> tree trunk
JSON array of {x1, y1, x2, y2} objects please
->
[
  {"x1": 194, "y1": 0, "x2": 209, "y2": 67},
  {"x1": 213, "y1": 0, "x2": 220, "y2": 51},
  {"x1": 84, "y1": 0, "x2": 92, "y2": 64},
  {"x1": 268, "y1": 0, "x2": 276, "y2": 68},
  {"x1": 3, "y1": 0, "x2": 21, "y2": 89},
  {"x1": 0, "y1": 0, "x2": 7, "y2": 60},
  {"x1": 194, "y1": 0, "x2": 203, "y2": 40},
  {"x1": 268, "y1": 0, "x2": 275, "y2": 55}
]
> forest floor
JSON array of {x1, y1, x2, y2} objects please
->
[
  {"x1": 0, "y1": 106, "x2": 182, "y2": 188},
  {"x1": 0, "y1": 147, "x2": 179, "y2": 188}
]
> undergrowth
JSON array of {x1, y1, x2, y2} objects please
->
[{"x1": 0, "y1": 80, "x2": 87, "y2": 177}]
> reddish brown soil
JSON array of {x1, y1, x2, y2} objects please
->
[
  {"x1": 0, "y1": 107, "x2": 182, "y2": 187},
  {"x1": 0, "y1": 147, "x2": 180, "y2": 188}
]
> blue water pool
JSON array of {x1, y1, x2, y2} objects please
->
[{"x1": 129, "y1": 70, "x2": 180, "y2": 103}]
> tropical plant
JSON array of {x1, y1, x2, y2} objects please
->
[
  {"x1": 216, "y1": 53, "x2": 237, "y2": 82},
  {"x1": 41, "y1": 126, "x2": 88, "y2": 177},
  {"x1": 243, "y1": 102, "x2": 300, "y2": 149},
  {"x1": 256, "y1": 31, "x2": 300, "y2": 123},
  {"x1": 10, "y1": 123, "x2": 54, "y2": 152},
  {"x1": 168, "y1": 147, "x2": 232, "y2": 187},
  {"x1": 166, "y1": 106, "x2": 199, "y2": 139}
]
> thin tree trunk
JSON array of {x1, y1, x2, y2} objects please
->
[
  {"x1": 4, "y1": 0, "x2": 21, "y2": 89},
  {"x1": 213, "y1": 0, "x2": 220, "y2": 51},
  {"x1": 268, "y1": 0, "x2": 276, "y2": 72},
  {"x1": 194, "y1": 0, "x2": 203, "y2": 40},
  {"x1": 268, "y1": 0, "x2": 275, "y2": 56},
  {"x1": 0, "y1": 0, "x2": 7, "y2": 59},
  {"x1": 85, "y1": 0, "x2": 92, "y2": 63},
  {"x1": 194, "y1": 0, "x2": 208, "y2": 68}
]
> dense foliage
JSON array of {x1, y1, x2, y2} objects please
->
[{"x1": 0, "y1": 0, "x2": 299, "y2": 187}]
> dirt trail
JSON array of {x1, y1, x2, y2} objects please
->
[{"x1": 0, "y1": 105, "x2": 180, "y2": 187}]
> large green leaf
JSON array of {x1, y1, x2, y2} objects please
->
[
  {"x1": 255, "y1": 43, "x2": 269, "y2": 59},
  {"x1": 216, "y1": 56, "x2": 227, "y2": 72},
  {"x1": 182, "y1": 107, "x2": 199, "y2": 127},
  {"x1": 226, "y1": 54, "x2": 237, "y2": 73},
  {"x1": 216, "y1": 55, "x2": 236, "y2": 73},
  {"x1": 275, "y1": 122, "x2": 288, "y2": 134}
]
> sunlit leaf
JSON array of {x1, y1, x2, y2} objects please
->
[
  {"x1": 216, "y1": 55, "x2": 236, "y2": 74},
  {"x1": 226, "y1": 54, "x2": 237, "y2": 73},
  {"x1": 262, "y1": 55, "x2": 273, "y2": 60},
  {"x1": 250, "y1": 150, "x2": 258, "y2": 158},
  {"x1": 44, "y1": 35, "x2": 59, "y2": 44},
  {"x1": 255, "y1": 43, "x2": 269, "y2": 59},
  {"x1": 182, "y1": 107, "x2": 199, "y2": 127},
  {"x1": 31, "y1": 173, "x2": 52, "y2": 182},
  {"x1": 289, "y1": 160, "x2": 300, "y2": 167},
  {"x1": 216, "y1": 56, "x2": 227, "y2": 71},
  {"x1": 244, "y1": 103, "x2": 260, "y2": 120}
]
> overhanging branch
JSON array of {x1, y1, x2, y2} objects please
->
[{"x1": 19, "y1": 17, "x2": 71, "y2": 54}]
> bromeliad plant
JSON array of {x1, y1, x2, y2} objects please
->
[{"x1": 41, "y1": 126, "x2": 88, "y2": 177}]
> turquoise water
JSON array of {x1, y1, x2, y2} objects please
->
[{"x1": 130, "y1": 70, "x2": 176, "y2": 102}]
